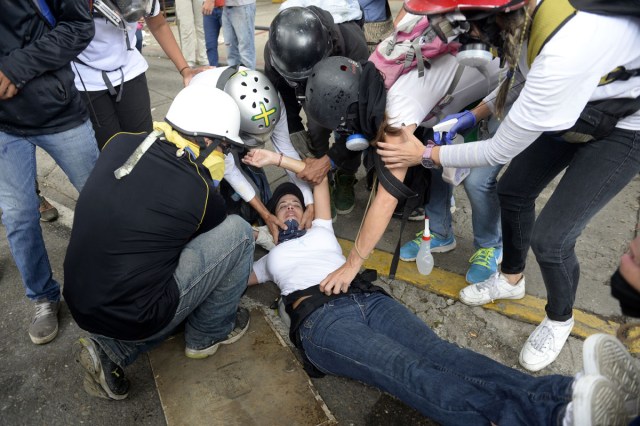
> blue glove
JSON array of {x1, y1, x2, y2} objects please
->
[{"x1": 433, "y1": 110, "x2": 476, "y2": 145}]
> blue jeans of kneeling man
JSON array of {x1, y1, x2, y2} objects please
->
[
  {"x1": 94, "y1": 215, "x2": 254, "y2": 367},
  {"x1": 299, "y1": 292, "x2": 573, "y2": 425}
]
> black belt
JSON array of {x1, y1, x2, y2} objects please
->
[{"x1": 282, "y1": 269, "x2": 389, "y2": 377}]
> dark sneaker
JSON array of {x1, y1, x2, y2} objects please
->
[
  {"x1": 392, "y1": 206, "x2": 425, "y2": 222},
  {"x1": 75, "y1": 337, "x2": 130, "y2": 400},
  {"x1": 29, "y1": 299, "x2": 59, "y2": 344},
  {"x1": 185, "y1": 307, "x2": 251, "y2": 359},
  {"x1": 39, "y1": 195, "x2": 59, "y2": 222},
  {"x1": 334, "y1": 170, "x2": 356, "y2": 215}
]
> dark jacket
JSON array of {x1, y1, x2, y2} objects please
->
[
  {"x1": 0, "y1": 0, "x2": 94, "y2": 135},
  {"x1": 264, "y1": 6, "x2": 368, "y2": 163},
  {"x1": 64, "y1": 133, "x2": 227, "y2": 340}
]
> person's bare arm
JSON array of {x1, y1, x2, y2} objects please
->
[
  {"x1": 297, "y1": 155, "x2": 332, "y2": 185},
  {"x1": 145, "y1": 13, "x2": 201, "y2": 86},
  {"x1": 393, "y1": 7, "x2": 407, "y2": 27},
  {"x1": 620, "y1": 236, "x2": 640, "y2": 292},
  {"x1": 248, "y1": 271, "x2": 259, "y2": 286},
  {"x1": 378, "y1": 102, "x2": 494, "y2": 169},
  {"x1": 377, "y1": 126, "x2": 424, "y2": 169},
  {"x1": 242, "y1": 149, "x2": 305, "y2": 174},
  {"x1": 319, "y1": 127, "x2": 412, "y2": 294}
]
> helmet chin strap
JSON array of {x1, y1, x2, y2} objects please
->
[{"x1": 194, "y1": 137, "x2": 220, "y2": 165}]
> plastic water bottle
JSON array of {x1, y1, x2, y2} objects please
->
[{"x1": 416, "y1": 217, "x2": 434, "y2": 275}]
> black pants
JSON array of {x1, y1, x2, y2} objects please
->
[
  {"x1": 81, "y1": 73, "x2": 153, "y2": 150},
  {"x1": 498, "y1": 128, "x2": 640, "y2": 321}
]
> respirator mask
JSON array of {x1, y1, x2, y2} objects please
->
[
  {"x1": 453, "y1": 14, "x2": 503, "y2": 69},
  {"x1": 335, "y1": 106, "x2": 370, "y2": 152},
  {"x1": 336, "y1": 126, "x2": 369, "y2": 152},
  {"x1": 94, "y1": 0, "x2": 153, "y2": 27}
]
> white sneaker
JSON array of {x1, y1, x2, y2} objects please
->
[
  {"x1": 571, "y1": 375, "x2": 626, "y2": 426},
  {"x1": 519, "y1": 316, "x2": 574, "y2": 372},
  {"x1": 253, "y1": 225, "x2": 275, "y2": 251},
  {"x1": 459, "y1": 273, "x2": 525, "y2": 306},
  {"x1": 583, "y1": 333, "x2": 640, "y2": 419}
]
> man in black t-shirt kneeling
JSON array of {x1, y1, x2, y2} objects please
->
[{"x1": 64, "y1": 85, "x2": 255, "y2": 400}]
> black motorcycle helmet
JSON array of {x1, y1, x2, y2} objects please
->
[
  {"x1": 268, "y1": 7, "x2": 333, "y2": 82},
  {"x1": 304, "y1": 56, "x2": 361, "y2": 131}
]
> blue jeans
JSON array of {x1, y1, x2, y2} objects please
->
[
  {"x1": 0, "y1": 120, "x2": 99, "y2": 302},
  {"x1": 463, "y1": 164, "x2": 503, "y2": 248},
  {"x1": 93, "y1": 215, "x2": 254, "y2": 367},
  {"x1": 300, "y1": 293, "x2": 572, "y2": 425},
  {"x1": 426, "y1": 165, "x2": 502, "y2": 248},
  {"x1": 498, "y1": 128, "x2": 640, "y2": 321},
  {"x1": 203, "y1": 7, "x2": 223, "y2": 66},
  {"x1": 425, "y1": 167, "x2": 454, "y2": 238},
  {"x1": 222, "y1": 3, "x2": 256, "y2": 69}
]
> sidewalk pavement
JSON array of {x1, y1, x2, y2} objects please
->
[{"x1": 6, "y1": 0, "x2": 639, "y2": 424}]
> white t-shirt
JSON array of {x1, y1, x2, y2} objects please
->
[
  {"x1": 73, "y1": 1, "x2": 161, "y2": 92},
  {"x1": 439, "y1": 9, "x2": 640, "y2": 168},
  {"x1": 386, "y1": 54, "x2": 502, "y2": 128},
  {"x1": 252, "y1": 219, "x2": 345, "y2": 295},
  {"x1": 385, "y1": 12, "x2": 503, "y2": 128}
]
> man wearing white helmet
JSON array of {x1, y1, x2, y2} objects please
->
[
  {"x1": 190, "y1": 66, "x2": 315, "y2": 247},
  {"x1": 64, "y1": 85, "x2": 255, "y2": 400}
]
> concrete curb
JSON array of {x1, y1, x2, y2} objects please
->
[{"x1": 338, "y1": 239, "x2": 640, "y2": 354}]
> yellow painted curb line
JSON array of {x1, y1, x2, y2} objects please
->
[{"x1": 338, "y1": 239, "x2": 639, "y2": 354}]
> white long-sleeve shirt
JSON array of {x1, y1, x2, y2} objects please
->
[
  {"x1": 223, "y1": 102, "x2": 314, "y2": 205},
  {"x1": 439, "y1": 10, "x2": 640, "y2": 168}
]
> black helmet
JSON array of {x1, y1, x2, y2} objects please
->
[
  {"x1": 304, "y1": 57, "x2": 361, "y2": 130},
  {"x1": 268, "y1": 7, "x2": 333, "y2": 82}
]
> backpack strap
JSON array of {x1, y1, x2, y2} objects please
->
[
  {"x1": 411, "y1": 37, "x2": 429, "y2": 78},
  {"x1": 527, "y1": 0, "x2": 577, "y2": 69},
  {"x1": 365, "y1": 147, "x2": 420, "y2": 279},
  {"x1": 425, "y1": 63, "x2": 466, "y2": 123},
  {"x1": 599, "y1": 66, "x2": 640, "y2": 86},
  {"x1": 215, "y1": 65, "x2": 240, "y2": 90},
  {"x1": 528, "y1": 0, "x2": 640, "y2": 86}
]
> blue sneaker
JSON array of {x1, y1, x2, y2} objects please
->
[
  {"x1": 466, "y1": 247, "x2": 503, "y2": 284},
  {"x1": 400, "y1": 231, "x2": 456, "y2": 262},
  {"x1": 431, "y1": 232, "x2": 457, "y2": 253}
]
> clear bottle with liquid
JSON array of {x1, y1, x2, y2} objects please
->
[{"x1": 416, "y1": 217, "x2": 434, "y2": 275}]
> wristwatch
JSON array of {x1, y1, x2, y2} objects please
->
[{"x1": 421, "y1": 143, "x2": 438, "y2": 169}]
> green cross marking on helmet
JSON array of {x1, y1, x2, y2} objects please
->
[{"x1": 252, "y1": 103, "x2": 277, "y2": 127}]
